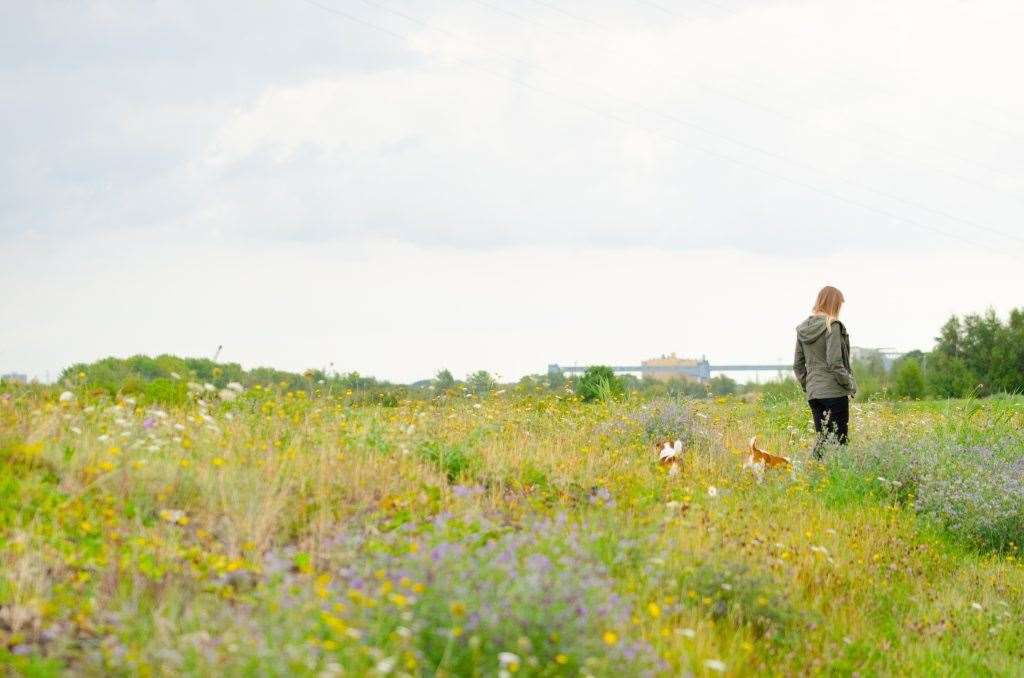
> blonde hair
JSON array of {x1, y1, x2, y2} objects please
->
[{"x1": 812, "y1": 286, "x2": 844, "y2": 328}]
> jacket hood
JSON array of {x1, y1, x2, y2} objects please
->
[{"x1": 796, "y1": 315, "x2": 830, "y2": 342}]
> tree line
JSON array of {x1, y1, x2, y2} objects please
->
[{"x1": 34, "y1": 307, "x2": 1024, "y2": 405}]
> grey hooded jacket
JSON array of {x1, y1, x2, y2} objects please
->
[{"x1": 793, "y1": 315, "x2": 857, "y2": 399}]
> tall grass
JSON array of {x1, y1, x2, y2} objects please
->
[{"x1": 1, "y1": 384, "x2": 1022, "y2": 675}]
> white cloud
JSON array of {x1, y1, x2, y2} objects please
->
[{"x1": 211, "y1": 69, "x2": 515, "y2": 164}]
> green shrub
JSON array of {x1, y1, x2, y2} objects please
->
[
  {"x1": 926, "y1": 353, "x2": 976, "y2": 399},
  {"x1": 575, "y1": 366, "x2": 623, "y2": 403},
  {"x1": 416, "y1": 439, "x2": 480, "y2": 482},
  {"x1": 893, "y1": 359, "x2": 926, "y2": 400},
  {"x1": 142, "y1": 378, "x2": 188, "y2": 407}
]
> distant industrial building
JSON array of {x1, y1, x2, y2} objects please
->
[
  {"x1": 851, "y1": 347, "x2": 905, "y2": 371},
  {"x1": 549, "y1": 356, "x2": 789, "y2": 383},
  {"x1": 550, "y1": 346, "x2": 902, "y2": 384},
  {"x1": 1, "y1": 373, "x2": 28, "y2": 384},
  {"x1": 641, "y1": 353, "x2": 702, "y2": 383}
]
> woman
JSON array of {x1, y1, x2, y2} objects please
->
[{"x1": 793, "y1": 286, "x2": 856, "y2": 458}]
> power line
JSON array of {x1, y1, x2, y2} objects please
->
[
  {"x1": 342, "y1": 0, "x2": 1024, "y2": 247},
  {"x1": 691, "y1": 77, "x2": 1024, "y2": 206},
  {"x1": 618, "y1": 0, "x2": 1024, "y2": 182},
  {"x1": 521, "y1": 0, "x2": 614, "y2": 34},
  {"x1": 296, "y1": 0, "x2": 1014, "y2": 256},
  {"x1": 628, "y1": 0, "x2": 1024, "y2": 152},
  {"x1": 465, "y1": 0, "x2": 1024, "y2": 196}
]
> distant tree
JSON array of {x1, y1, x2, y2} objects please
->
[
  {"x1": 707, "y1": 374, "x2": 737, "y2": 397},
  {"x1": 336, "y1": 371, "x2": 383, "y2": 392},
  {"x1": 852, "y1": 352, "x2": 889, "y2": 399},
  {"x1": 934, "y1": 316, "x2": 964, "y2": 359},
  {"x1": 900, "y1": 350, "x2": 926, "y2": 365},
  {"x1": 434, "y1": 368, "x2": 456, "y2": 392},
  {"x1": 575, "y1": 366, "x2": 623, "y2": 402},
  {"x1": 467, "y1": 370, "x2": 496, "y2": 394},
  {"x1": 931, "y1": 308, "x2": 1024, "y2": 396},
  {"x1": 988, "y1": 308, "x2": 1024, "y2": 394},
  {"x1": 514, "y1": 375, "x2": 539, "y2": 393},
  {"x1": 925, "y1": 352, "x2": 976, "y2": 399},
  {"x1": 960, "y1": 309, "x2": 1002, "y2": 392},
  {"x1": 546, "y1": 369, "x2": 566, "y2": 391},
  {"x1": 893, "y1": 359, "x2": 926, "y2": 400},
  {"x1": 618, "y1": 373, "x2": 642, "y2": 392}
]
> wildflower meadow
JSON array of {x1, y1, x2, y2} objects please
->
[{"x1": 2, "y1": 377, "x2": 1023, "y2": 676}]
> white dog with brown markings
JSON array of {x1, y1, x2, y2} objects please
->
[
  {"x1": 656, "y1": 439, "x2": 684, "y2": 476},
  {"x1": 743, "y1": 435, "x2": 791, "y2": 482}
]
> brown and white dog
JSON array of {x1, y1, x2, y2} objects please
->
[
  {"x1": 655, "y1": 439, "x2": 684, "y2": 477},
  {"x1": 743, "y1": 436, "x2": 791, "y2": 482}
]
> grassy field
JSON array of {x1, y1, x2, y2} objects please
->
[{"x1": 2, "y1": 383, "x2": 1023, "y2": 676}]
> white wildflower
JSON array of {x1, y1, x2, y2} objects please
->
[
  {"x1": 703, "y1": 659, "x2": 727, "y2": 673},
  {"x1": 59, "y1": 391, "x2": 75, "y2": 403},
  {"x1": 374, "y1": 657, "x2": 397, "y2": 674},
  {"x1": 159, "y1": 509, "x2": 186, "y2": 523}
]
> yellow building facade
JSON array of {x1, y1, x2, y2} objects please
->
[{"x1": 641, "y1": 353, "x2": 701, "y2": 383}]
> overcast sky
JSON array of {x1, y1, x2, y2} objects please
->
[{"x1": 3, "y1": 0, "x2": 1024, "y2": 383}]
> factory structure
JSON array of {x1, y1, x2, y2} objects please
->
[
  {"x1": 550, "y1": 346, "x2": 904, "y2": 384},
  {"x1": 548, "y1": 353, "x2": 791, "y2": 383},
  {"x1": 640, "y1": 353, "x2": 704, "y2": 383}
]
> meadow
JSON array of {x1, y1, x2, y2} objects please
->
[{"x1": 2, "y1": 380, "x2": 1023, "y2": 676}]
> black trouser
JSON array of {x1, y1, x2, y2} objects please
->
[{"x1": 808, "y1": 396, "x2": 849, "y2": 458}]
